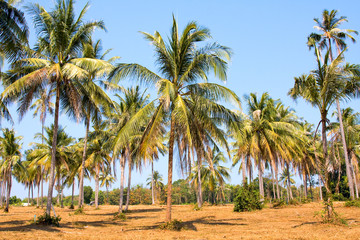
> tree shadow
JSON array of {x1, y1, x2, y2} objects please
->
[
  {"x1": 125, "y1": 208, "x2": 164, "y2": 213},
  {"x1": 292, "y1": 222, "x2": 318, "y2": 228},
  {"x1": 0, "y1": 221, "x2": 61, "y2": 233}
]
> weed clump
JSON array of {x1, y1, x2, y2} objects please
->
[
  {"x1": 159, "y1": 219, "x2": 183, "y2": 231},
  {"x1": 36, "y1": 213, "x2": 61, "y2": 227},
  {"x1": 74, "y1": 207, "x2": 85, "y2": 215},
  {"x1": 113, "y1": 212, "x2": 127, "y2": 221},
  {"x1": 345, "y1": 200, "x2": 360, "y2": 208}
]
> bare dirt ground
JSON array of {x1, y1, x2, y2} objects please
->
[{"x1": 0, "y1": 202, "x2": 359, "y2": 240}]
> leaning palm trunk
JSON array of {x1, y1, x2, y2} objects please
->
[
  {"x1": 95, "y1": 165, "x2": 100, "y2": 208},
  {"x1": 46, "y1": 84, "x2": 60, "y2": 215},
  {"x1": 166, "y1": 118, "x2": 175, "y2": 222},
  {"x1": 118, "y1": 156, "x2": 126, "y2": 213},
  {"x1": 151, "y1": 161, "x2": 155, "y2": 205},
  {"x1": 125, "y1": 158, "x2": 132, "y2": 211},
  {"x1": 79, "y1": 111, "x2": 90, "y2": 208},
  {"x1": 336, "y1": 99, "x2": 355, "y2": 199}
]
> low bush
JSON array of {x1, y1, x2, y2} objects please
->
[
  {"x1": 159, "y1": 219, "x2": 183, "y2": 231},
  {"x1": 113, "y1": 212, "x2": 127, "y2": 221},
  {"x1": 272, "y1": 200, "x2": 286, "y2": 208},
  {"x1": 344, "y1": 200, "x2": 360, "y2": 208},
  {"x1": 332, "y1": 193, "x2": 346, "y2": 201},
  {"x1": 233, "y1": 182, "x2": 263, "y2": 212},
  {"x1": 74, "y1": 207, "x2": 85, "y2": 215},
  {"x1": 36, "y1": 213, "x2": 61, "y2": 227}
]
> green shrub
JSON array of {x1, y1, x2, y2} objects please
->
[
  {"x1": 74, "y1": 207, "x2": 85, "y2": 215},
  {"x1": 344, "y1": 200, "x2": 360, "y2": 208},
  {"x1": 233, "y1": 182, "x2": 263, "y2": 212},
  {"x1": 36, "y1": 213, "x2": 61, "y2": 227},
  {"x1": 301, "y1": 197, "x2": 311, "y2": 204},
  {"x1": 113, "y1": 212, "x2": 127, "y2": 221},
  {"x1": 333, "y1": 193, "x2": 346, "y2": 201},
  {"x1": 192, "y1": 203, "x2": 202, "y2": 211},
  {"x1": 289, "y1": 199, "x2": 300, "y2": 205},
  {"x1": 159, "y1": 219, "x2": 183, "y2": 231}
]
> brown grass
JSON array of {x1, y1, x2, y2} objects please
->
[{"x1": 0, "y1": 202, "x2": 359, "y2": 239}]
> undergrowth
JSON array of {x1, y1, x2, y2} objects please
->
[
  {"x1": 113, "y1": 212, "x2": 127, "y2": 221},
  {"x1": 159, "y1": 219, "x2": 184, "y2": 231},
  {"x1": 36, "y1": 213, "x2": 61, "y2": 227}
]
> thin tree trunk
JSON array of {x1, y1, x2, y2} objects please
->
[
  {"x1": 41, "y1": 121, "x2": 44, "y2": 208},
  {"x1": 271, "y1": 168, "x2": 276, "y2": 199},
  {"x1": 125, "y1": 157, "x2": 132, "y2": 211},
  {"x1": 303, "y1": 172, "x2": 307, "y2": 199},
  {"x1": 78, "y1": 110, "x2": 90, "y2": 209},
  {"x1": 309, "y1": 178, "x2": 313, "y2": 201},
  {"x1": 166, "y1": 117, "x2": 175, "y2": 222},
  {"x1": 95, "y1": 165, "x2": 100, "y2": 208},
  {"x1": 336, "y1": 99, "x2": 355, "y2": 199},
  {"x1": 60, "y1": 179, "x2": 64, "y2": 208},
  {"x1": 275, "y1": 162, "x2": 280, "y2": 199},
  {"x1": 258, "y1": 157, "x2": 264, "y2": 202},
  {"x1": 28, "y1": 186, "x2": 30, "y2": 205},
  {"x1": 352, "y1": 165, "x2": 359, "y2": 199},
  {"x1": 71, "y1": 181, "x2": 75, "y2": 207},
  {"x1": 4, "y1": 175, "x2": 11, "y2": 212},
  {"x1": 242, "y1": 156, "x2": 247, "y2": 185},
  {"x1": 151, "y1": 161, "x2": 155, "y2": 205},
  {"x1": 106, "y1": 186, "x2": 109, "y2": 204},
  {"x1": 0, "y1": 181, "x2": 2, "y2": 207},
  {"x1": 31, "y1": 184, "x2": 34, "y2": 204},
  {"x1": 57, "y1": 170, "x2": 60, "y2": 205},
  {"x1": 197, "y1": 156, "x2": 203, "y2": 208},
  {"x1": 37, "y1": 183, "x2": 39, "y2": 207},
  {"x1": 287, "y1": 164, "x2": 293, "y2": 200},
  {"x1": 46, "y1": 83, "x2": 60, "y2": 215},
  {"x1": 318, "y1": 175, "x2": 323, "y2": 201},
  {"x1": 118, "y1": 156, "x2": 125, "y2": 213}
]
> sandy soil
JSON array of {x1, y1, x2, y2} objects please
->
[{"x1": 0, "y1": 202, "x2": 359, "y2": 240}]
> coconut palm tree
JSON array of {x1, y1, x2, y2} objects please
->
[
  {"x1": 99, "y1": 170, "x2": 115, "y2": 204},
  {"x1": 308, "y1": 9, "x2": 359, "y2": 200},
  {"x1": 146, "y1": 170, "x2": 164, "y2": 203},
  {"x1": 279, "y1": 166, "x2": 295, "y2": 202},
  {"x1": 1, "y1": 0, "x2": 107, "y2": 215},
  {"x1": 0, "y1": 128, "x2": 22, "y2": 212},
  {"x1": 0, "y1": 0, "x2": 28, "y2": 63},
  {"x1": 109, "y1": 16, "x2": 238, "y2": 222}
]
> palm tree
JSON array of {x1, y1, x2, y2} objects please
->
[
  {"x1": 279, "y1": 166, "x2": 295, "y2": 202},
  {"x1": 1, "y1": 0, "x2": 106, "y2": 215},
  {"x1": 99, "y1": 170, "x2": 115, "y2": 204},
  {"x1": 309, "y1": 9, "x2": 359, "y2": 200},
  {"x1": 146, "y1": 170, "x2": 164, "y2": 203},
  {"x1": 75, "y1": 38, "x2": 115, "y2": 208},
  {"x1": 0, "y1": 128, "x2": 22, "y2": 212},
  {"x1": 0, "y1": 0, "x2": 28, "y2": 63},
  {"x1": 109, "y1": 16, "x2": 238, "y2": 222}
]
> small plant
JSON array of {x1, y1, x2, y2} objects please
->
[
  {"x1": 192, "y1": 204, "x2": 202, "y2": 211},
  {"x1": 234, "y1": 182, "x2": 263, "y2": 212},
  {"x1": 288, "y1": 199, "x2": 300, "y2": 205},
  {"x1": 74, "y1": 207, "x2": 85, "y2": 215},
  {"x1": 314, "y1": 199, "x2": 347, "y2": 225},
  {"x1": 332, "y1": 193, "x2": 346, "y2": 201},
  {"x1": 301, "y1": 197, "x2": 311, "y2": 204},
  {"x1": 272, "y1": 200, "x2": 286, "y2": 208},
  {"x1": 36, "y1": 213, "x2": 61, "y2": 227},
  {"x1": 345, "y1": 200, "x2": 360, "y2": 208},
  {"x1": 113, "y1": 212, "x2": 127, "y2": 221},
  {"x1": 159, "y1": 219, "x2": 183, "y2": 231}
]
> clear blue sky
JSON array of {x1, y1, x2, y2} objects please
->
[{"x1": 5, "y1": 0, "x2": 360, "y2": 199}]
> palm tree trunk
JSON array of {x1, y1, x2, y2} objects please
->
[
  {"x1": 41, "y1": 121, "x2": 44, "y2": 208},
  {"x1": 318, "y1": 175, "x2": 323, "y2": 201},
  {"x1": 303, "y1": 172, "x2": 307, "y2": 199},
  {"x1": 309, "y1": 178, "x2": 313, "y2": 201},
  {"x1": 271, "y1": 168, "x2": 276, "y2": 199},
  {"x1": 242, "y1": 156, "x2": 247, "y2": 184},
  {"x1": 79, "y1": 110, "x2": 90, "y2": 208},
  {"x1": 258, "y1": 157, "x2": 264, "y2": 202},
  {"x1": 60, "y1": 179, "x2": 64, "y2": 208},
  {"x1": 95, "y1": 165, "x2": 100, "y2": 208},
  {"x1": 125, "y1": 157, "x2": 132, "y2": 211},
  {"x1": 166, "y1": 117, "x2": 175, "y2": 222},
  {"x1": 57, "y1": 170, "x2": 60, "y2": 205},
  {"x1": 118, "y1": 156, "x2": 125, "y2": 213},
  {"x1": 197, "y1": 156, "x2": 203, "y2": 208},
  {"x1": 352, "y1": 166, "x2": 359, "y2": 199},
  {"x1": 37, "y1": 183, "x2": 40, "y2": 207},
  {"x1": 151, "y1": 161, "x2": 155, "y2": 205},
  {"x1": 46, "y1": 83, "x2": 60, "y2": 215},
  {"x1": 106, "y1": 186, "x2": 109, "y2": 204},
  {"x1": 336, "y1": 99, "x2": 355, "y2": 199},
  {"x1": 4, "y1": 175, "x2": 11, "y2": 212},
  {"x1": 28, "y1": 186, "x2": 30, "y2": 205},
  {"x1": 71, "y1": 181, "x2": 75, "y2": 208},
  {"x1": 275, "y1": 162, "x2": 280, "y2": 199},
  {"x1": 0, "y1": 180, "x2": 2, "y2": 207}
]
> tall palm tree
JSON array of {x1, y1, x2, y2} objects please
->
[
  {"x1": 0, "y1": 128, "x2": 22, "y2": 212},
  {"x1": 1, "y1": 0, "x2": 107, "y2": 215},
  {"x1": 109, "y1": 16, "x2": 238, "y2": 222},
  {"x1": 146, "y1": 170, "x2": 164, "y2": 203},
  {"x1": 99, "y1": 170, "x2": 115, "y2": 204},
  {"x1": 309, "y1": 9, "x2": 359, "y2": 200},
  {"x1": 279, "y1": 166, "x2": 295, "y2": 202}
]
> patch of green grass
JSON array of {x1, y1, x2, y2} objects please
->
[
  {"x1": 113, "y1": 212, "x2": 127, "y2": 221},
  {"x1": 159, "y1": 219, "x2": 184, "y2": 231}
]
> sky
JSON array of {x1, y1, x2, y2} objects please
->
[{"x1": 4, "y1": 0, "x2": 360, "y2": 199}]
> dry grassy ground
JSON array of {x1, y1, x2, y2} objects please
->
[{"x1": 0, "y1": 202, "x2": 359, "y2": 240}]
